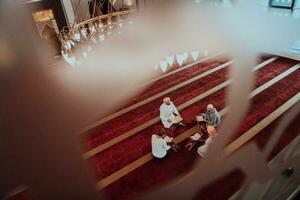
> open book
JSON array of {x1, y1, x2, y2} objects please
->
[
  {"x1": 169, "y1": 115, "x2": 183, "y2": 124},
  {"x1": 190, "y1": 132, "x2": 202, "y2": 141},
  {"x1": 164, "y1": 136, "x2": 174, "y2": 143},
  {"x1": 196, "y1": 115, "x2": 207, "y2": 122}
]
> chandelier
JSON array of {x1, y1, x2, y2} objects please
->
[{"x1": 58, "y1": 0, "x2": 136, "y2": 66}]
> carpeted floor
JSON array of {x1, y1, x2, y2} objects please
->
[
  {"x1": 98, "y1": 57, "x2": 299, "y2": 200},
  {"x1": 103, "y1": 95, "x2": 299, "y2": 200},
  {"x1": 85, "y1": 66, "x2": 229, "y2": 151},
  {"x1": 88, "y1": 57, "x2": 299, "y2": 180},
  {"x1": 85, "y1": 59, "x2": 229, "y2": 150},
  {"x1": 85, "y1": 56, "x2": 281, "y2": 151}
]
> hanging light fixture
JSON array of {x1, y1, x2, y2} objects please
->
[
  {"x1": 58, "y1": 0, "x2": 136, "y2": 67},
  {"x1": 66, "y1": 40, "x2": 73, "y2": 50},
  {"x1": 166, "y1": 55, "x2": 175, "y2": 66},
  {"x1": 62, "y1": 51, "x2": 76, "y2": 67},
  {"x1": 176, "y1": 53, "x2": 185, "y2": 66},
  {"x1": 80, "y1": 27, "x2": 88, "y2": 39},
  {"x1": 191, "y1": 51, "x2": 199, "y2": 61},
  {"x1": 97, "y1": 20, "x2": 104, "y2": 30},
  {"x1": 89, "y1": 23, "x2": 96, "y2": 34},
  {"x1": 160, "y1": 60, "x2": 168, "y2": 72},
  {"x1": 72, "y1": 30, "x2": 81, "y2": 42}
]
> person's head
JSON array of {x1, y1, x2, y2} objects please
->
[
  {"x1": 207, "y1": 126, "x2": 217, "y2": 138},
  {"x1": 207, "y1": 104, "x2": 214, "y2": 112},
  {"x1": 158, "y1": 128, "x2": 165, "y2": 137},
  {"x1": 163, "y1": 97, "x2": 171, "y2": 105}
]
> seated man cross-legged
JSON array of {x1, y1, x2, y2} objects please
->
[
  {"x1": 159, "y1": 97, "x2": 185, "y2": 134},
  {"x1": 151, "y1": 128, "x2": 180, "y2": 159},
  {"x1": 197, "y1": 126, "x2": 217, "y2": 157},
  {"x1": 201, "y1": 104, "x2": 221, "y2": 128}
]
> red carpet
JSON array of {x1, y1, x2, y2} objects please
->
[
  {"x1": 85, "y1": 56, "x2": 282, "y2": 152},
  {"x1": 194, "y1": 169, "x2": 245, "y2": 200},
  {"x1": 127, "y1": 54, "x2": 270, "y2": 108},
  {"x1": 85, "y1": 59, "x2": 229, "y2": 150},
  {"x1": 231, "y1": 71, "x2": 300, "y2": 142},
  {"x1": 251, "y1": 109, "x2": 300, "y2": 161},
  {"x1": 99, "y1": 58, "x2": 227, "y2": 115},
  {"x1": 89, "y1": 57, "x2": 298, "y2": 180},
  {"x1": 85, "y1": 56, "x2": 276, "y2": 151},
  {"x1": 88, "y1": 71, "x2": 228, "y2": 177},
  {"x1": 128, "y1": 58, "x2": 228, "y2": 106},
  {"x1": 100, "y1": 58, "x2": 299, "y2": 200}
]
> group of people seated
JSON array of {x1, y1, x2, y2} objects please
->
[{"x1": 151, "y1": 97, "x2": 221, "y2": 159}]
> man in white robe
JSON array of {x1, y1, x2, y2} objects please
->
[
  {"x1": 159, "y1": 97, "x2": 183, "y2": 129},
  {"x1": 197, "y1": 126, "x2": 217, "y2": 157},
  {"x1": 151, "y1": 130, "x2": 171, "y2": 159}
]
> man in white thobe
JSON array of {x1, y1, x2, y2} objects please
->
[
  {"x1": 159, "y1": 97, "x2": 182, "y2": 129},
  {"x1": 151, "y1": 130, "x2": 171, "y2": 159},
  {"x1": 197, "y1": 126, "x2": 217, "y2": 157}
]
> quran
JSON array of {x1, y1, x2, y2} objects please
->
[
  {"x1": 196, "y1": 115, "x2": 206, "y2": 122},
  {"x1": 170, "y1": 115, "x2": 183, "y2": 124},
  {"x1": 190, "y1": 132, "x2": 202, "y2": 141}
]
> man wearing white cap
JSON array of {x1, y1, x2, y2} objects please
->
[
  {"x1": 202, "y1": 104, "x2": 221, "y2": 128},
  {"x1": 151, "y1": 128, "x2": 180, "y2": 159},
  {"x1": 159, "y1": 97, "x2": 184, "y2": 129},
  {"x1": 197, "y1": 126, "x2": 217, "y2": 157}
]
